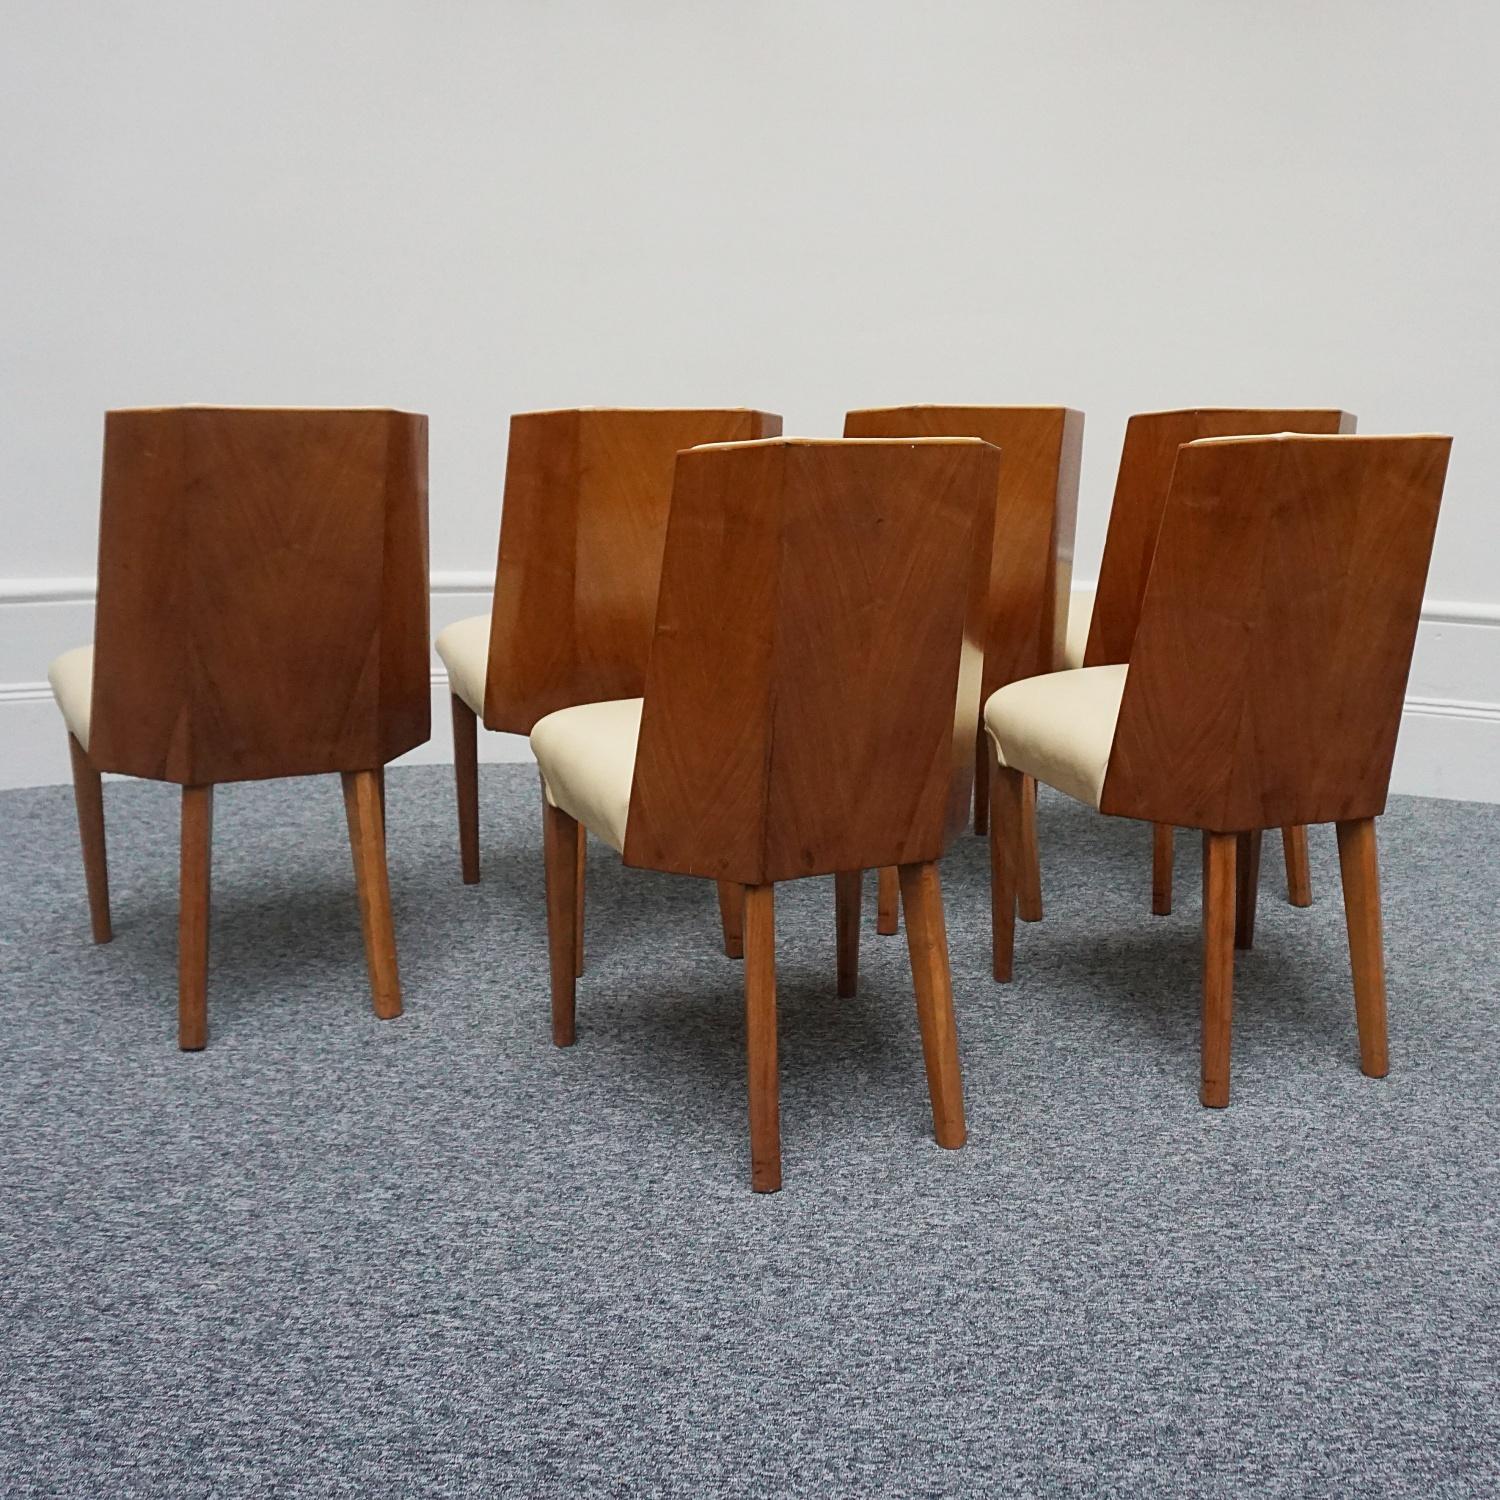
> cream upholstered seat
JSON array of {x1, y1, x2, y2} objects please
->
[
  {"x1": 531, "y1": 698, "x2": 643, "y2": 854},
  {"x1": 435, "y1": 614, "x2": 490, "y2": 718},
  {"x1": 1061, "y1": 596, "x2": 1092, "y2": 670},
  {"x1": 983, "y1": 665, "x2": 1127, "y2": 810},
  {"x1": 47, "y1": 644, "x2": 95, "y2": 751}
]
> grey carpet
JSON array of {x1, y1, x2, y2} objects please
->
[{"x1": 1, "y1": 766, "x2": 1496, "y2": 1498}]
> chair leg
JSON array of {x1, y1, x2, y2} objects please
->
[
  {"x1": 972, "y1": 723, "x2": 990, "y2": 836},
  {"x1": 67, "y1": 733, "x2": 112, "y2": 944},
  {"x1": 178, "y1": 784, "x2": 214, "y2": 1051},
  {"x1": 1336, "y1": 818, "x2": 1389, "y2": 1079},
  {"x1": 1152, "y1": 823, "x2": 1174, "y2": 915},
  {"x1": 1283, "y1": 825, "x2": 1313, "y2": 907},
  {"x1": 1234, "y1": 829, "x2": 1263, "y2": 950},
  {"x1": 715, "y1": 879, "x2": 744, "y2": 958},
  {"x1": 541, "y1": 798, "x2": 579, "y2": 1046},
  {"x1": 834, "y1": 870, "x2": 861, "y2": 998},
  {"x1": 342, "y1": 769, "x2": 402, "y2": 1021},
  {"x1": 898, "y1": 861, "x2": 966, "y2": 1149},
  {"x1": 989, "y1": 758, "x2": 1024, "y2": 982},
  {"x1": 450, "y1": 694, "x2": 480, "y2": 884},
  {"x1": 574, "y1": 822, "x2": 586, "y2": 978},
  {"x1": 876, "y1": 866, "x2": 900, "y2": 935},
  {"x1": 1018, "y1": 773, "x2": 1043, "y2": 922},
  {"x1": 1201, "y1": 831, "x2": 1237, "y2": 1107},
  {"x1": 742, "y1": 884, "x2": 780, "y2": 1192}
]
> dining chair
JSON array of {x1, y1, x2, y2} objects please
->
[
  {"x1": 1065, "y1": 407, "x2": 1356, "y2": 915},
  {"x1": 529, "y1": 435, "x2": 1001, "y2": 1190},
  {"x1": 48, "y1": 406, "x2": 430, "y2": 1048},
  {"x1": 433, "y1": 408, "x2": 780, "y2": 969},
  {"x1": 987, "y1": 432, "x2": 1449, "y2": 1105},
  {"x1": 843, "y1": 405, "x2": 1083, "y2": 936}
]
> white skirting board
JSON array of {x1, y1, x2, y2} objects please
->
[{"x1": 2, "y1": 576, "x2": 1496, "y2": 802}]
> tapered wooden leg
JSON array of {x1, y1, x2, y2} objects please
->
[
  {"x1": 898, "y1": 861, "x2": 966, "y2": 1149},
  {"x1": 716, "y1": 880, "x2": 744, "y2": 958},
  {"x1": 1336, "y1": 818, "x2": 1389, "y2": 1079},
  {"x1": 542, "y1": 798, "x2": 579, "y2": 1046},
  {"x1": 1201, "y1": 831, "x2": 1237, "y2": 1107},
  {"x1": 1283, "y1": 825, "x2": 1312, "y2": 908},
  {"x1": 574, "y1": 822, "x2": 586, "y2": 978},
  {"x1": 1235, "y1": 829, "x2": 1263, "y2": 950},
  {"x1": 1152, "y1": 823, "x2": 1175, "y2": 916},
  {"x1": 989, "y1": 758, "x2": 1024, "y2": 982},
  {"x1": 67, "y1": 733, "x2": 112, "y2": 944},
  {"x1": 972, "y1": 724, "x2": 990, "y2": 836},
  {"x1": 178, "y1": 784, "x2": 214, "y2": 1051},
  {"x1": 876, "y1": 866, "x2": 900, "y2": 935},
  {"x1": 342, "y1": 769, "x2": 402, "y2": 1021},
  {"x1": 835, "y1": 870, "x2": 861, "y2": 998},
  {"x1": 742, "y1": 884, "x2": 780, "y2": 1192},
  {"x1": 1018, "y1": 773, "x2": 1043, "y2": 922},
  {"x1": 451, "y1": 694, "x2": 480, "y2": 884}
]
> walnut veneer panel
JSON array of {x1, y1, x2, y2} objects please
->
[
  {"x1": 1100, "y1": 433, "x2": 1450, "y2": 832},
  {"x1": 624, "y1": 437, "x2": 1001, "y2": 885},
  {"x1": 1086, "y1": 408, "x2": 1355, "y2": 667},
  {"x1": 484, "y1": 408, "x2": 782, "y2": 734},
  {"x1": 90, "y1": 407, "x2": 430, "y2": 785}
]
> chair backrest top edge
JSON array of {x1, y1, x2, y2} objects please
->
[
  {"x1": 847, "y1": 403, "x2": 1083, "y2": 417},
  {"x1": 685, "y1": 435, "x2": 998, "y2": 454}
]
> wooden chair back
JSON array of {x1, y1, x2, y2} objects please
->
[
  {"x1": 90, "y1": 406, "x2": 429, "y2": 785},
  {"x1": 1100, "y1": 433, "x2": 1451, "y2": 832},
  {"x1": 484, "y1": 407, "x2": 782, "y2": 733},
  {"x1": 624, "y1": 437, "x2": 1001, "y2": 885},
  {"x1": 1086, "y1": 408, "x2": 1355, "y2": 666},
  {"x1": 844, "y1": 406, "x2": 1083, "y2": 695}
]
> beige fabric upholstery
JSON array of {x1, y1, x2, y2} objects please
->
[
  {"x1": 434, "y1": 613, "x2": 491, "y2": 717},
  {"x1": 530, "y1": 698, "x2": 644, "y2": 853},
  {"x1": 1062, "y1": 594, "x2": 1093, "y2": 670},
  {"x1": 983, "y1": 665, "x2": 1128, "y2": 810},
  {"x1": 48, "y1": 644, "x2": 95, "y2": 751}
]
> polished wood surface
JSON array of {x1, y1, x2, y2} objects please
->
[
  {"x1": 485, "y1": 408, "x2": 781, "y2": 735},
  {"x1": 1102, "y1": 434, "x2": 1450, "y2": 832},
  {"x1": 343, "y1": 769, "x2": 402, "y2": 1020},
  {"x1": 1085, "y1": 408, "x2": 1354, "y2": 669},
  {"x1": 73, "y1": 407, "x2": 428, "y2": 1047},
  {"x1": 177, "y1": 785, "x2": 213, "y2": 1051},
  {"x1": 742, "y1": 885, "x2": 780, "y2": 1193},
  {"x1": 844, "y1": 406, "x2": 1083, "y2": 695},
  {"x1": 1337, "y1": 818, "x2": 1390, "y2": 1078},
  {"x1": 834, "y1": 871, "x2": 861, "y2": 998},
  {"x1": 995, "y1": 433, "x2": 1449, "y2": 1108},
  {"x1": 451, "y1": 695, "x2": 481, "y2": 884},
  {"x1": 1151, "y1": 823, "x2": 1174, "y2": 916},
  {"x1": 91, "y1": 407, "x2": 430, "y2": 785},
  {"x1": 626, "y1": 438, "x2": 999, "y2": 885},
  {"x1": 68, "y1": 733, "x2": 111, "y2": 944},
  {"x1": 846, "y1": 407, "x2": 1080, "y2": 915},
  {"x1": 875, "y1": 867, "x2": 900, "y2": 936},
  {"x1": 1017, "y1": 774, "x2": 1042, "y2": 922},
  {"x1": 1089, "y1": 410, "x2": 1353, "y2": 917},
  {"x1": 716, "y1": 880, "x2": 744, "y2": 958},
  {"x1": 574, "y1": 824, "x2": 587, "y2": 978},
  {"x1": 988, "y1": 758, "x2": 1023, "y2": 982},
  {"x1": 548, "y1": 437, "x2": 996, "y2": 1189},
  {"x1": 1200, "y1": 832, "x2": 1237, "y2": 1108},
  {"x1": 542, "y1": 797, "x2": 579, "y2": 1047},
  {"x1": 899, "y1": 861, "x2": 967, "y2": 1149},
  {"x1": 1235, "y1": 829, "x2": 1263, "y2": 950},
  {"x1": 1283, "y1": 825, "x2": 1313, "y2": 907}
]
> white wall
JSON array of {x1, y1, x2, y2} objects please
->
[{"x1": 2, "y1": 1, "x2": 1497, "y2": 795}]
